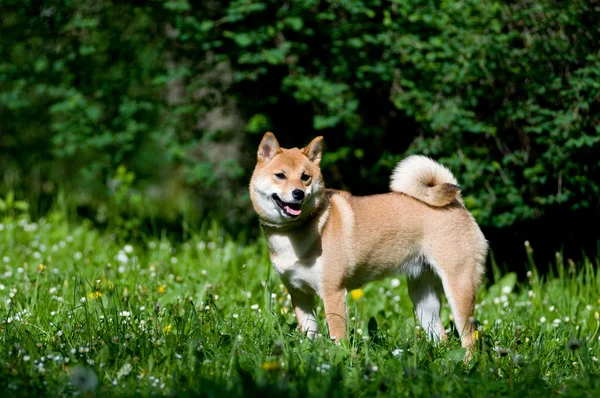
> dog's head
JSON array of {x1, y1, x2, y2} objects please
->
[{"x1": 249, "y1": 132, "x2": 325, "y2": 226}]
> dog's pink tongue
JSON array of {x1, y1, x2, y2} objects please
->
[{"x1": 285, "y1": 206, "x2": 301, "y2": 216}]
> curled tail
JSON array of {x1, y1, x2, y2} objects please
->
[{"x1": 390, "y1": 155, "x2": 462, "y2": 207}]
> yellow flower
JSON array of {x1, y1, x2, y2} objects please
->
[
  {"x1": 262, "y1": 360, "x2": 280, "y2": 371},
  {"x1": 87, "y1": 291, "x2": 102, "y2": 300},
  {"x1": 280, "y1": 306, "x2": 289, "y2": 315},
  {"x1": 473, "y1": 330, "x2": 479, "y2": 341},
  {"x1": 163, "y1": 324, "x2": 173, "y2": 334},
  {"x1": 350, "y1": 289, "x2": 364, "y2": 300},
  {"x1": 595, "y1": 311, "x2": 599, "y2": 321},
  {"x1": 158, "y1": 285, "x2": 166, "y2": 294},
  {"x1": 37, "y1": 264, "x2": 46, "y2": 272}
]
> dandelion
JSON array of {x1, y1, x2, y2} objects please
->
[
  {"x1": 262, "y1": 360, "x2": 280, "y2": 371},
  {"x1": 566, "y1": 339, "x2": 582, "y2": 351},
  {"x1": 473, "y1": 330, "x2": 479, "y2": 341},
  {"x1": 493, "y1": 346, "x2": 511, "y2": 357},
  {"x1": 158, "y1": 285, "x2": 166, "y2": 294},
  {"x1": 512, "y1": 354, "x2": 524, "y2": 366},
  {"x1": 350, "y1": 289, "x2": 364, "y2": 300},
  {"x1": 37, "y1": 263, "x2": 46, "y2": 272},
  {"x1": 70, "y1": 366, "x2": 99, "y2": 393}
]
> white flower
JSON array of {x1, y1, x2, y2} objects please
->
[
  {"x1": 391, "y1": 348, "x2": 404, "y2": 357},
  {"x1": 540, "y1": 316, "x2": 546, "y2": 323},
  {"x1": 124, "y1": 245, "x2": 134, "y2": 253},
  {"x1": 116, "y1": 251, "x2": 128, "y2": 264},
  {"x1": 390, "y1": 278, "x2": 400, "y2": 288},
  {"x1": 250, "y1": 304, "x2": 259, "y2": 310}
]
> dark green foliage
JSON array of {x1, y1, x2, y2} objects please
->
[{"x1": 1, "y1": 0, "x2": 598, "y2": 238}]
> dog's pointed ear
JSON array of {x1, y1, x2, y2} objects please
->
[
  {"x1": 302, "y1": 136, "x2": 324, "y2": 165},
  {"x1": 257, "y1": 132, "x2": 281, "y2": 163}
]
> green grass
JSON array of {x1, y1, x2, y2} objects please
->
[{"x1": 0, "y1": 211, "x2": 599, "y2": 397}]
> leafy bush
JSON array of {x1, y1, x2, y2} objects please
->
[{"x1": 1, "y1": 0, "x2": 598, "y2": 237}]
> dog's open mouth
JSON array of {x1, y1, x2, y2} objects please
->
[{"x1": 272, "y1": 194, "x2": 302, "y2": 218}]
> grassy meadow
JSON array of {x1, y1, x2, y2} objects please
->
[{"x1": 0, "y1": 209, "x2": 599, "y2": 397}]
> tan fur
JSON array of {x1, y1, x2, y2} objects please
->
[{"x1": 249, "y1": 132, "x2": 488, "y2": 359}]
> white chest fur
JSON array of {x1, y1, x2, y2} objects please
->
[{"x1": 266, "y1": 232, "x2": 323, "y2": 296}]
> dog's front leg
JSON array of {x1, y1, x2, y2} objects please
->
[
  {"x1": 322, "y1": 288, "x2": 347, "y2": 342},
  {"x1": 289, "y1": 289, "x2": 318, "y2": 338}
]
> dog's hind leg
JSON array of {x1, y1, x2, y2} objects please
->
[
  {"x1": 407, "y1": 267, "x2": 447, "y2": 341},
  {"x1": 433, "y1": 262, "x2": 481, "y2": 360}
]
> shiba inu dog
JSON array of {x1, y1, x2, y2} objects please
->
[{"x1": 249, "y1": 132, "x2": 488, "y2": 357}]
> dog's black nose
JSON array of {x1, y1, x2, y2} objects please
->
[{"x1": 292, "y1": 189, "x2": 305, "y2": 201}]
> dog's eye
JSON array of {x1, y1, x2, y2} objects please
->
[
  {"x1": 301, "y1": 173, "x2": 311, "y2": 181},
  {"x1": 274, "y1": 173, "x2": 286, "y2": 180}
]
